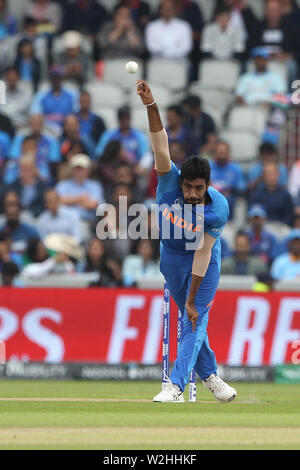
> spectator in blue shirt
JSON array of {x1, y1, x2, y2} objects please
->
[
  {"x1": 37, "y1": 189, "x2": 82, "y2": 243},
  {"x1": 76, "y1": 90, "x2": 106, "y2": 146},
  {"x1": 30, "y1": 65, "x2": 78, "y2": 135},
  {"x1": 210, "y1": 140, "x2": 246, "y2": 219},
  {"x1": 0, "y1": 0, "x2": 18, "y2": 40},
  {"x1": 249, "y1": 161, "x2": 294, "y2": 226},
  {"x1": 246, "y1": 204, "x2": 280, "y2": 266},
  {"x1": 96, "y1": 106, "x2": 152, "y2": 173},
  {"x1": 14, "y1": 38, "x2": 41, "y2": 92},
  {"x1": 0, "y1": 130, "x2": 12, "y2": 177},
  {"x1": 55, "y1": 153, "x2": 105, "y2": 221},
  {"x1": 4, "y1": 114, "x2": 60, "y2": 185},
  {"x1": 236, "y1": 47, "x2": 286, "y2": 106},
  {"x1": 271, "y1": 229, "x2": 300, "y2": 280},
  {"x1": 247, "y1": 142, "x2": 288, "y2": 191},
  {"x1": 3, "y1": 154, "x2": 49, "y2": 218},
  {"x1": 0, "y1": 192, "x2": 40, "y2": 255}
]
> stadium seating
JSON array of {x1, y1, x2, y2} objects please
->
[
  {"x1": 96, "y1": 107, "x2": 118, "y2": 129},
  {"x1": 189, "y1": 82, "x2": 234, "y2": 116},
  {"x1": 147, "y1": 59, "x2": 188, "y2": 91},
  {"x1": 102, "y1": 58, "x2": 143, "y2": 90},
  {"x1": 199, "y1": 60, "x2": 241, "y2": 91},
  {"x1": 86, "y1": 82, "x2": 127, "y2": 109},
  {"x1": 226, "y1": 106, "x2": 269, "y2": 137},
  {"x1": 128, "y1": 84, "x2": 174, "y2": 109},
  {"x1": 194, "y1": 0, "x2": 216, "y2": 22},
  {"x1": 220, "y1": 129, "x2": 260, "y2": 163},
  {"x1": 202, "y1": 105, "x2": 224, "y2": 132}
]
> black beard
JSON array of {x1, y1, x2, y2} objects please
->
[{"x1": 7, "y1": 219, "x2": 19, "y2": 229}]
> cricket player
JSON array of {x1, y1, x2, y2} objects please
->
[{"x1": 137, "y1": 80, "x2": 237, "y2": 403}]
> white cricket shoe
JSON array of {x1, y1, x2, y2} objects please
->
[
  {"x1": 203, "y1": 374, "x2": 237, "y2": 402},
  {"x1": 153, "y1": 377, "x2": 185, "y2": 403}
]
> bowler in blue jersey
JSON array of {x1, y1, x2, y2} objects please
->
[{"x1": 137, "y1": 80, "x2": 237, "y2": 403}]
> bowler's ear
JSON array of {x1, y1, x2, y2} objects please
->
[{"x1": 208, "y1": 180, "x2": 211, "y2": 187}]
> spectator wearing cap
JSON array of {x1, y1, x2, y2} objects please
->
[
  {"x1": 249, "y1": 161, "x2": 294, "y2": 226},
  {"x1": 236, "y1": 47, "x2": 287, "y2": 106},
  {"x1": 210, "y1": 140, "x2": 246, "y2": 219},
  {"x1": 1, "y1": 67, "x2": 32, "y2": 129},
  {"x1": 271, "y1": 229, "x2": 300, "y2": 280},
  {"x1": 37, "y1": 189, "x2": 82, "y2": 243},
  {"x1": 246, "y1": 205, "x2": 280, "y2": 265},
  {"x1": 145, "y1": 0, "x2": 192, "y2": 59},
  {"x1": 182, "y1": 95, "x2": 217, "y2": 156},
  {"x1": 0, "y1": 192, "x2": 40, "y2": 255},
  {"x1": 30, "y1": 66, "x2": 78, "y2": 135},
  {"x1": 96, "y1": 106, "x2": 152, "y2": 173},
  {"x1": 5, "y1": 114, "x2": 60, "y2": 185},
  {"x1": 55, "y1": 153, "x2": 105, "y2": 221},
  {"x1": 57, "y1": 30, "x2": 91, "y2": 86},
  {"x1": 221, "y1": 230, "x2": 267, "y2": 276},
  {"x1": 98, "y1": 4, "x2": 144, "y2": 59},
  {"x1": 247, "y1": 142, "x2": 288, "y2": 192},
  {"x1": 76, "y1": 91, "x2": 106, "y2": 146},
  {"x1": 201, "y1": 4, "x2": 245, "y2": 61}
]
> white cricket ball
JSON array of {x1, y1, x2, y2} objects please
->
[{"x1": 125, "y1": 61, "x2": 138, "y2": 74}]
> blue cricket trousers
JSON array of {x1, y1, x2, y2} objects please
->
[{"x1": 160, "y1": 248, "x2": 220, "y2": 391}]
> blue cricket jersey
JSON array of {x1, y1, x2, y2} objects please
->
[{"x1": 156, "y1": 162, "x2": 229, "y2": 266}]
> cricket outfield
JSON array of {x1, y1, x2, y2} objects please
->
[{"x1": 0, "y1": 380, "x2": 299, "y2": 450}]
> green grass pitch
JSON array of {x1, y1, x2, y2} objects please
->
[{"x1": 0, "y1": 380, "x2": 299, "y2": 450}]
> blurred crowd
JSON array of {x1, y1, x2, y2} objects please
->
[{"x1": 0, "y1": 0, "x2": 300, "y2": 289}]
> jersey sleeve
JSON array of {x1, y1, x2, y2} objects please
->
[
  {"x1": 205, "y1": 191, "x2": 229, "y2": 239},
  {"x1": 156, "y1": 162, "x2": 180, "y2": 202}
]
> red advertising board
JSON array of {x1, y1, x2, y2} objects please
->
[{"x1": 0, "y1": 288, "x2": 300, "y2": 365}]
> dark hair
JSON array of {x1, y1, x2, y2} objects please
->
[
  {"x1": 26, "y1": 238, "x2": 47, "y2": 263},
  {"x1": 167, "y1": 104, "x2": 184, "y2": 117},
  {"x1": 2, "y1": 261, "x2": 19, "y2": 277},
  {"x1": 17, "y1": 38, "x2": 34, "y2": 57},
  {"x1": 23, "y1": 16, "x2": 37, "y2": 28},
  {"x1": 5, "y1": 66, "x2": 19, "y2": 76},
  {"x1": 184, "y1": 95, "x2": 202, "y2": 109},
  {"x1": 0, "y1": 232, "x2": 10, "y2": 242},
  {"x1": 180, "y1": 156, "x2": 211, "y2": 184},
  {"x1": 259, "y1": 142, "x2": 276, "y2": 155},
  {"x1": 99, "y1": 140, "x2": 122, "y2": 164},
  {"x1": 118, "y1": 105, "x2": 131, "y2": 119},
  {"x1": 235, "y1": 230, "x2": 250, "y2": 242},
  {"x1": 214, "y1": 4, "x2": 231, "y2": 18}
]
